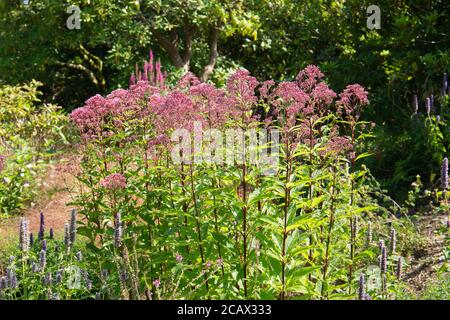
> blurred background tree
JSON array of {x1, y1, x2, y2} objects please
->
[{"x1": 0, "y1": 0, "x2": 449, "y2": 199}]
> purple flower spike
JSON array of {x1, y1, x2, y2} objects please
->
[
  {"x1": 129, "y1": 73, "x2": 136, "y2": 87},
  {"x1": 29, "y1": 233, "x2": 34, "y2": 246},
  {"x1": 64, "y1": 222, "x2": 70, "y2": 247},
  {"x1": 442, "y1": 157, "x2": 448, "y2": 190},
  {"x1": 8, "y1": 269, "x2": 17, "y2": 289},
  {"x1": 69, "y1": 209, "x2": 77, "y2": 245},
  {"x1": 380, "y1": 246, "x2": 387, "y2": 274},
  {"x1": 38, "y1": 212, "x2": 45, "y2": 241},
  {"x1": 55, "y1": 269, "x2": 63, "y2": 284},
  {"x1": 39, "y1": 249, "x2": 46, "y2": 270},
  {"x1": 44, "y1": 272, "x2": 52, "y2": 286},
  {"x1": 358, "y1": 274, "x2": 365, "y2": 300}
]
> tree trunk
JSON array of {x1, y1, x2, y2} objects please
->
[
  {"x1": 152, "y1": 24, "x2": 219, "y2": 82},
  {"x1": 200, "y1": 27, "x2": 220, "y2": 82},
  {"x1": 152, "y1": 29, "x2": 187, "y2": 70}
]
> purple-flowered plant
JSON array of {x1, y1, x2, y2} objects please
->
[
  {"x1": 38, "y1": 212, "x2": 45, "y2": 241},
  {"x1": 442, "y1": 157, "x2": 448, "y2": 190}
]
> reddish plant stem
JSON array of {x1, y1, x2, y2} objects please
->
[
  {"x1": 348, "y1": 120, "x2": 356, "y2": 294},
  {"x1": 189, "y1": 163, "x2": 209, "y2": 292},
  {"x1": 180, "y1": 161, "x2": 190, "y2": 255},
  {"x1": 321, "y1": 166, "x2": 338, "y2": 299},
  {"x1": 211, "y1": 177, "x2": 225, "y2": 275},
  {"x1": 242, "y1": 160, "x2": 248, "y2": 298},
  {"x1": 280, "y1": 134, "x2": 291, "y2": 300},
  {"x1": 308, "y1": 118, "x2": 314, "y2": 282}
]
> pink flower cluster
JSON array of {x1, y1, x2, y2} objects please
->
[
  {"x1": 153, "y1": 279, "x2": 161, "y2": 288},
  {"x1": 100, "y1": 173, "x2": 127, "y2": 190},
  {"x1": 70, "y1": 82, "x2": 160, "y2": 140},
  {"x1": 296, "y1": 65, "x2": 325, "y2": 93},
  {"x1": 70, "y1": 58, "x2": 370, "y2": 160},
  {"x1": 148, "y1": 134, "x2": 170, "y2": 148},
  {"x1": 130, "y1": 50, "x2": 166, "y2": 88},
  {"x1": 175, "y1": 253, "x2": 183, "y2": 262},
  {"x1": 226, "y1": 69, "x2": 259, "y2": 108},
  {"x1": 337, "y1": 84, "x2": 370, "y2": 119},
  {"x1": 258, "y1": 66, "x2": 338, "y2": 129}
]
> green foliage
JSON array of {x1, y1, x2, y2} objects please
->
[
  {"x1": 0, "y1": 233, "x2": 95, "y2": 300},
  {"x1": 419, "y1": 272, "x2": 450, "y2": 300},
  {"x1": 0, "y1": 0, "x2": 448, "y2": 301},
  {"x1": 59, "y1": 71, "x2": 407, "y2": 300},
  {"x1": 225, "y1": 0, "x2": 450, "y2": 198},
  {"x1": 0, "y1": 81, "x2": 69, "y2": 215}
]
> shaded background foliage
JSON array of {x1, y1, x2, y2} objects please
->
[{"x1": 0, "y1": 0, "x2": 449, "y2": 199}]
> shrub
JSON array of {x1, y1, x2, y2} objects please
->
[
  {"x1": 0, "y1": 212, "x2": 98, "y2": 300},
  {"x1": 0, "y1": 81, "x2": 69, "y2": 215},
  {"x1": 58, "y1": 58, "x2": 409, "y2": 300}
]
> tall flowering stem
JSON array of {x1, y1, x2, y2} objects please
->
[
  {"x1": 358, "y1": 274, "x2": 365, "y2": 300},
  {"x1": 380, "y1": 245, "x2": 387, "y2": 295},
  {"x1": 69, "y1": 209, "x2": 77, "y2": 247},
  {"x1": 226, "y1": 69, "x2": 259, "y2": 298},
  {"x1": 188, "y1": 163, "x2": 209, "y2": 293},
  {"x1": 280, "y1": 132, "x2": 292, "y2": 300},
  {"x1": 441, "y1": 157, "x2": 448, "y2": 190},
  {"x1": 19, "y1": 217, "x2": 29, "y2": 297},
  {"x1": 67, "y1": 61, "x2": 376, "y2": 300},
  {"x1": 321, "y1": 165, "x2": 339, "y2": 299},
  {"x1": 442, "y1": 157, "x2": 449, "y2": 225},
  {"x1": 337, "y1": 84, "x2": 369, "y2": 294},
  {"x1": 38, "y1": 212, "x2": 45, "y2": 241},
  {"x1": 396, "y1": 257, "x2": 402, "y2": 280}
]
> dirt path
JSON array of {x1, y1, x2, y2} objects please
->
[
  {"x1": 0, "y1": 164, "x2": 76, "y2": 247},
  {"x1": 403, "y1": 212, "x2": 448, "y2": 296}
]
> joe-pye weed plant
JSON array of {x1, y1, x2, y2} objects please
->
[{"x1": 65, "y1": 55, "x2": 403, "y2": 300}]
